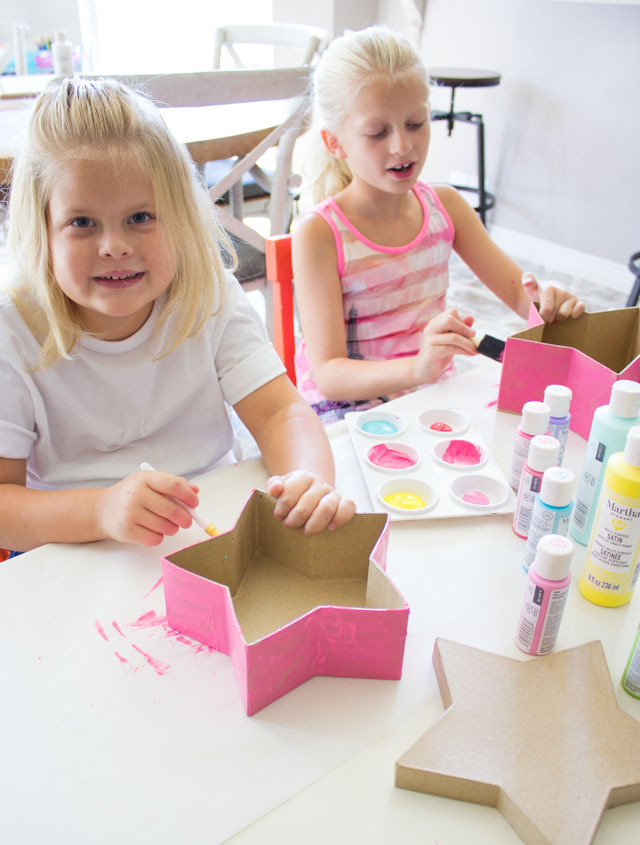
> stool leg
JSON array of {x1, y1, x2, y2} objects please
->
[{"x1": 475, "y1": 115, "x2": 487, "y2": 226}]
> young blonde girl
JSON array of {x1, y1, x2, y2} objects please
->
[
  {"x1": 292, "y1": 26, "x2": 585, "y2": 422},
  {"x1": 0, "y1": 77, "x2": 355, "y2": 553}
]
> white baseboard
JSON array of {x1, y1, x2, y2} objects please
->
[{"x1": 489, "y1": 225, "x2": 632, "y2": 296}]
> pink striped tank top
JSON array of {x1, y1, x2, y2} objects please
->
[{"x1": 295, "y1": 181, "x2": 455, "y2": 412}]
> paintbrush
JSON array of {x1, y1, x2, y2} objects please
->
[
  {"x1": 471, "y1": 332, "x2": 506, "y2": 362},
  {"x1": 139, "y1": 462, "x2": 220, "y2": 537}
]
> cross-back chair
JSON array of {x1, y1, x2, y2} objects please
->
[
  {"x1": 208, "y1": 23, "x2": 326, "y2": 227},
  {"x1": 120, "y1": 67, "x2": 311, "y2": 297}
]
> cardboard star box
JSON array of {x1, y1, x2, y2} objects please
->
[
  {"x1": 162, "y1": 490, "x2": 409, "y2": 715},
  {"x1": 396, "y1": 638, "x2": 640, "y2": 845},
  {"x1": 498, "y1": 306, "x2": 640, "y2": 439}
]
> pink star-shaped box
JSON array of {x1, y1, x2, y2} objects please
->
[{"x1": 162, "y1": 490, "x2": 409, "y2": 715}]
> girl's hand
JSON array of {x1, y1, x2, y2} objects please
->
[
  {"x1": 267, "y1": 471, "x2": 356, "y2": 535},
  {"x1": 97, "y1": 470, "x2": 200, "y2": 546},
  {"x1": 522, "y1": 272, "x2": 585, "y2": 323},
  {"x1": 413, "y1": 308, "x2": 477, "y2": 384}
]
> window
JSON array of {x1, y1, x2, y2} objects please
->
[{"x1": 78, "y1": 0, "x2": 274, "y2": 73}]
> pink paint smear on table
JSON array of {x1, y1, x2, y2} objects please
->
[
  {"x1": 94, "y1": 608, "x2": 213, "y2": 676},
  {"x1": 442, "y1": 440, "x2": 484, "y2": 466},
  {"x1": 368, "y1": 443, "x2": 416, "y2": 469}
]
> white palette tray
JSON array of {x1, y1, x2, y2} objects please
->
[{"x1": 345, "y1": 406, "x2": 516, "y2": 521}]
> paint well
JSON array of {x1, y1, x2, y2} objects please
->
[
  {"x1": 442, "y1": 440, "x2": 484, "y2": 466},
  {"x1": 462, "y1": 490, "x2": 491, "y2": 506},
  {"x1": 430, "y1": 421, "x2": 453, "y2": 432},
  {"x1": 361, "y1": 419, "x2": 399, "y2": 435},
  {"x1": 383, "y1": 491, "x2": 428, "y2": 510},
  {"x1": 368, "y1": 443, "x2": 418, "y2": 469}
]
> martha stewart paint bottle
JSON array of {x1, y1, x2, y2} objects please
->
[
  {"x1": 513, "y1": 435, "x2": 560, "y2": 539},
  {"x1": 523, "y1": 466, "x2": 575, "y2": 573},
  {"x1": 621, "y1": 623, "x2": 640, "y2": 699},
  {"x1": 571, "y1": 380, "x2": 640, "y2": 546},
  {"x1": 509, "y1": 401, "x2": 551, "y2": 491},
  {"x1": 516, "y1": 534, "x2": 574, "y2": 656},
  {"x1": 579, "y1": 426, "x2": 640, "y2": 607},
  {"x1": 544, "y1": 384, "x2": 572, "y2": 466}
]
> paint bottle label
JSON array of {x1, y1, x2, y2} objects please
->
[
  {"x1": 573, "y1": 439, "x2": 606, "y2": 531},
  {"x1": 621, "y1": 626, "x2": 640, "y2": 699},
  {"x1": 548, "y1": 420, "x2": 569, "y2": 464},
  {"x1": 516, "y1": 580, "x2": 570, "y2": 655},
  {"x1": 513, "y1": 470, "x2": 542, "y2": 536},
  {"x1": 581, "y1": 484, "x2": 640, "y2": 601},
  {"x1": 523, "y1": 507, "x2": 572, "y2": 569},
  {"x1": 509, "y1": 435, "x2": 531, "y2": 490}
]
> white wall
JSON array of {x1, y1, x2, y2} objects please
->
[
  {"x1": 420, "y1": 0, "x2": 639, "y2": 264},
  {"x1": 6, "y1": 0, "x2": 82, "y2": 46}
]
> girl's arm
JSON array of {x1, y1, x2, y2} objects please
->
[
  {"x1": 234, "y1": 374, "x2": 356, "y2": 534},
  {"x1": 292, "y1": 213, "x2": 477, "y2": 402},
  {"x1": 0, "y1": 456, "x2": 200, "y2": 551},
  {"x1": 434, "y1": 185, "x2": 585, "y2": 321}
]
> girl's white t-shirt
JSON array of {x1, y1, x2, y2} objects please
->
[{"x1": 0, "y1": 272, "x2": 285, "y2": 490}]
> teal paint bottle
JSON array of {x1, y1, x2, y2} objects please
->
[
  {"x1": 571, "y1": 380, "x2": 640, "y2": 545},
  {"x1": 523, "y1": 466, "x2": 575, "y2": 573}
]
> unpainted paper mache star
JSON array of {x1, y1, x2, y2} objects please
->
[{"x1": 396, "y1": 638, "x2": 640, "y2": 845}]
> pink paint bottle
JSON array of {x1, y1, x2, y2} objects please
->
[
  {"x1": 515, "y1": 534, "x2": 574, "y2": 656},
  {"x1": 513, "y1": 434, "x2": 560, "y2": 538},
  {"x1": 508, "y1": 401, "x2": 551, "y2": 491}
]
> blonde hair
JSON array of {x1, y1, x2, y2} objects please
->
[
  {"x1": 7, "y1": 76, "x2": 233, "y2": 368},
  {"x1": 306, "y1": 26, "x2": 429, "y2": 204}
]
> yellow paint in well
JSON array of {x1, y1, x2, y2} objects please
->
[{"x1": 383, "y1": 491, "x2": 427, "y2": 510}]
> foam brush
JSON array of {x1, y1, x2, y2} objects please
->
[{"x1": 472, "y1": 332, "x2": 506, "y2": 362}]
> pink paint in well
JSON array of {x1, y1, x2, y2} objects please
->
[
  {"x1": 367, "y1": 443, "x2": 419, "y2": 470},
  {"x1": 441, "y1": 439, "x2": 485, "y2": 466}
]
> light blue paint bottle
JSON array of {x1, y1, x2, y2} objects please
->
[
  {"x1": 571, "y1": 380, "x2": 640, "y2": 545},
  {"x1": 523, "y1": 466, "x2": 575, "y2": 572},
  {"x1": 544, "y1": 384, "x2": 572, "y2": 466}
]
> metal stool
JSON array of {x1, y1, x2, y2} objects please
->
[{"x1": 428, "y1": 67, "x2": 501, "y2": 226}]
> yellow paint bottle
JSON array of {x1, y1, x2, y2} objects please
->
[{"x1": 579, "y1": 426, "x2": 640, "y2": 606}]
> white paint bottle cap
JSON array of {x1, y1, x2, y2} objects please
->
[
  {"x1": 623, "y1": 426, "x2": 640, "y2": 467},
  {"x1": 520, "y1": 401, "x2": 550, "y2": 435},
  {"x1": 527, "y1": 434, "x2": 560, "y2": 471},
  {"x1": 540, "y1": 466, "x2": 575, "y2": 507},
  {"x1": 610, "y1": 380, "x2": 640, "y2": 418},
  {"x1": 533, "y1": 534, "x2": 574, "y2": 581},
  {"x1": 544, "y1": 384, "x2": 572, "y2": 417}
]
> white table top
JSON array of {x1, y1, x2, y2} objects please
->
[{"x1": 1, "y1": 355, "x2": 639, "y2": 844}]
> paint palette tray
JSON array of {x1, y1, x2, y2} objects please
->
[{"x1": 345, "y1": 407, "x2": 516, "y2": 521}]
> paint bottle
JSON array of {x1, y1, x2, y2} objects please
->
[
  {"x1": 544, "y1": 384, "x2": 572, "y2": 466},
  {"x1": 578, "y1": 425, "x2": 640, "y2": 607},
  {"x1": 515, "y1": 534, "x2": 573, "y2": 656},
  {"x1": 513, "y1": 434, "x2": 560, "y2": 539},
  {"x1": 523, "y1": 466, "x2": 575, "y2": 572},
  {"x1": 508, "y1": 401, "x2": 551, "y2": 491},
  {"x1": 621, "y1": 623, "x2": 640, "y2": 699},
  {"x1": 52, "y1": 30, "x2": 74, "y2": 77},
  {"x1": 571, "y1": 380, "x2": 640, "y2": 545}
]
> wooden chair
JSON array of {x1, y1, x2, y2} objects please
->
[
  {"x1": 208, "y1": 23, "x2": 327, "y2": 231},
  {"x1": 213, "y1": 23, "x2": 328, "y2": 71},
  {"x1": 118, "y1": 67, "x2": 311, "y2": 297}
]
